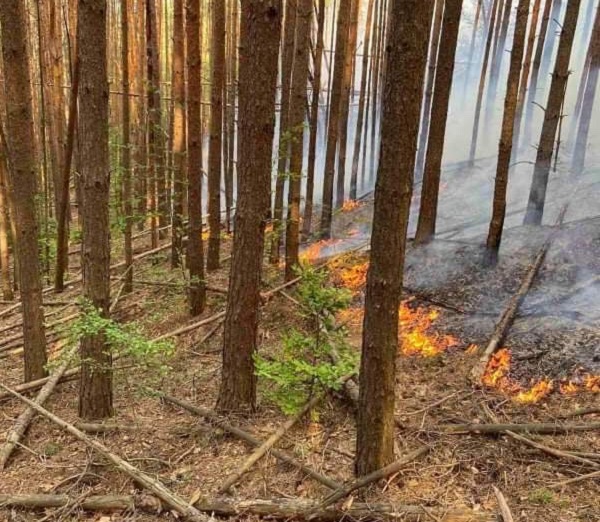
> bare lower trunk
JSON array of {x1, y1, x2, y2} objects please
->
[
  {"x1": 122, "y1": 0, "x2": 133, "y2": 294},
  {"x1": 0, "y1": 152, "x2": 13, "y2": 301}
]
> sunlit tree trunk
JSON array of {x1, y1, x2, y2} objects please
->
[
  {"x1": 320, "y1": 0, "x2": 351, "y2": 238},
  {"x1": 486, "y1": 0, "x2": 530, "y2": 266},
  {"x1": 224, "y1": 0, "x2": 238, "y2": 235},
  {"x1": 207, "y1": 0, "x2": 226, "y2": 271},
  {"x1": 284, "y1": 0, "x2": 312, "y2": 280},
  {"x1": 186, "y1": 0, "x2": 206, "y2": 317},
  {"x1": 356, "y1": 0, "x2": 433, "y2": 476},
  {"x1": 414, "y1": 0, "x2": 463, "y2": 245},
  {"x1": 0, "y1": 0, "x2": 48, "y2": 382},
  {"x1": 217, "y1": 0, "x2": 282, "y2": 413},
  {"x1": 302, "y1": 0, "x2": 326, "y2": 237},
  {"x1": 171, "y1": 0, "x2": 185, "y2": 268},
  {"x1": 524, "y1": 0, "x2": 581, "y2": 225},
  {"x1": 0, "y1": 150, "x2": 13, "y2": 301},
  {"x1": 77, "y1": 0, "x2": 113, "y2": 419}
]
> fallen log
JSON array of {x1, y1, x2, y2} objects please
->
[
  {"x1": 559, "y1": 406, "x2": 600, "y2": 419},
  {"x1": 218, "y1": 392, "x2": 325, "y2": 494},
  {"x1": 441, "y1": 422, "x2": 600, "y2": 435},
  {"x1": 156, "y1": 392, "x2": 342, "y2": 491},
  {"x1": 0, "y1": 494, "x2": 500, "y2": 521},
  {"x1": 0, "y1": 383, "x2": 209, "y2": 522},
  {"x1": 492, "y1": 487, "x2": 514, "y2": 522},
  {"x1": 0, "y1": 368, "x2": 80, "y2": 402},
  {"x1": 0, "y1": 345, "x2": 78, "y2": 469},
  {"x1": 316, "y1": 446, "x2": 430, "y2": 511}
]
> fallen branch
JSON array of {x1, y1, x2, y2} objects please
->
[
  {"x1": 156, "y1": 392, "x2": 342, "y2": 491},
  {"x1": 0, "y1": 368, "x2": 80, "y2": 402},
  {"x1": 441, "y1": 422, "x2": 600, "y2": 435},
  {"x1": 75, "y1": 423, "x2": 148, "y2": 434},
  {"x1": 0, "y1": 344, "x2": 78, "y2": 469},
  {"x1": 0, "y1": 383, "x2": 208, "y2": 522},
  {"x1": 549, "y1": 469, "x2": 600, "y2": 489},
  {"x1": 559, "y1": 406, "x2": 600, "y2": 419},
  {"x1": 316, "y1": 446, "x2": 430, "y2": 511},
  {"x1": 218, "y1": 393, "x2": 324, "y2": 494},
  {"x1": 492, "y1": 486, "x2": 514, "y2": 522},
  {"x1": 0, "y1": 494, "x2": 500, "y2": 521},
  {"x1": 153, "y1": 311, "x2": 227, "y2": 342}
]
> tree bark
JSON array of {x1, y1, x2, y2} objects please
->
[
  {"x1": 77, "y1": 0, "x2": 113, "y2": 420},
  {"x1": 186, "y1": 0, "x2": 207, "y2": 316},
  {"x1": 284, "y1": 0, "x2": 312, "y2": 280},
  {"x1": 523, "y1": 0, "x2": 581, "y2": 225},
  {"x1": 319, "y1": 0, "x2": 351, "y2": 239},
  {"x1": 217, "y1": 0, "x2": 282, "y2": 412},
  {"x1": 122, "y1": 0, "x2": 133, "y2": 294},
  {"x1": 486, "y1": 0, "x2": 514, "y2": 113},
  {"x1": 414, "y1": 0, "x2": 463, "y2": 245},
  {"x1": 356, "y1": 0, "x2": 433, "y2": 476},
  {"x1": 485, "y1": 0, "x2": 530, "y2": 265},
  {"x1": 0, "y1": 0, "x2": 48, "y2": 382},
  {"x1": 207, "y1": 0, "x2": 226, "y2": 271},
  {"x1": 0, "y1": 151, "x2": 13, "y2": 301}
]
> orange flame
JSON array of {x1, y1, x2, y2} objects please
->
[
  {"x1": 399, "y1": 302, "x2": 458, "y2": 357},
  {"x1": 515, "y1": 380, "x2": 554, "y2": 404},
  {"x1": 341, "y1": 200, "x2": 363, "y2": 212},
  {"x1": 338, "y1": 262, "x2": 369, "y2": 295},
  {"x1": 482, "y1": 348, "x2": 512, "y2": 388},
  {"x1": 559, "y1": 381, "x2": 580, "y2": 395},
  {"x1": 300, "y1": 239, "x2": 341, "y2": 264},
  {"x1": 585, "y1": 375, "x2": 600, "y2": 392},
  {"x1": 337, "y1": 307, "x2": 364, "y2": 327}
]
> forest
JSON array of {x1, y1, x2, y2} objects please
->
[{"x1": 0, "y1": 0, "x2": 599, "y2": 520}]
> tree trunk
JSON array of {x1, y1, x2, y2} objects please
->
[
  {"x1": 468, "y1": 0, "x2": 501, "y2": 165},
  {"x1": 284, "y1": 0, "x2": 312, "y2": 281},
  {"x1": 349, "y1": 0, "x2": 375, "y2": 200},
  {"x1": 302, "y1": 0, "x2": 326, "y2": 237},
  {"x1": 224, "y1": 0, "x2": 238, "y2": 235},
  {"x1": 217, "y1": 0, "x2": 282, "y2": 412},
  {"x1": 186, "y1": 0, "x2": 207, "y2": 317},
  {"x1": 356, "y1": 0, "x2": 433, "y2": 476},
  {"x1": 207, "y1": 0, "x2": 226, "y2": 271},
  {"x1": 0, "y1": 0, "x2": 48, "y2": 382},
  {"x1": 571, "y1": 5, "x2": 600, "y2": 173},
  {"x1": 415, "y1": 0, "x2": 444, "y2": 177},
  {"x1": 77, "y1": 0, "x2": 113, "y2": 420},
  {"x1": 486, "y1": 0, "x2": 514, "y2": 114},
  {"x1": 0, "y1": 149, "x2": 13, "y2": 301},
  {"x1": 414, "y1": 0, "x2": 463, "y2": 245},
  {"x1": 171, "y1": 0, "x2": 186, "y2": 269},
  {"x1": 523, "y1": 0, "x2": 581, "y2": 225},
  {"x1": 320, "y1": 0, "x2": 351, "y2": 238},
  {"x1": 485, "y1": 0, "x2": 530, "y2": 266},
  {"x1": 269, "y1": 1, "x2": 297, "y2": 264}
]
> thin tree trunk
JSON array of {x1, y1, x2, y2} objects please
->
[
  {"x1": 302, "y1": 0, "x2": 326, "y2": 237},
  {"x1": 171, "y1": 0, "x2": 186, "y2": 268},
  {"x1": 0, "y1": 0, "x2": 48, "y2": 382},
  {"x1": 485, "y1": 0, "x2": 530, "y2": 266},
  {"x1": 572, "y1": 5, "x2": 600, "y2": 173},
  {"x1": 285, "y1": 0, "x2": 312, "y2": 280},
  {"x1": 217, "y1": 0, "x2": 282, "y2": 412},
  {"x1": 469, "y1": 0, "x2": 501, "y2": 165},
  {"x1": 523, "y1": 0, "x2": 581, "y2": 225},
  {"x1": 0, "y1": 151, "x2": 13, "y2": 301},
  {"x1": 416, "y1": 0, "x2": 445, "y2": 177},
  {"x1": 77, "y1": 0, "x2": 113, "y2": 420},
  {"x1": 186, "y1": 0, "x2": 207, "y2": 317},
  {"x1": 356, "y1": 0, "x2": 433, "y2": 476},
  {"x1": 207, "y1": 0, "x2": 226, "y2": 271},
  {"x1": 414, "y1": 0, "x2": 464, "y2": 245},
  {"x1": 224, "y1": 0, "x2": 238, "y2": 235},
  {"x1": 486, "y1": 0, "x2": 514, "y2": 116},
  {"x1": 319, "y1": 0, "x2": 351, "y2": 238}
]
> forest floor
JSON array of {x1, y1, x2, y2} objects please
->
[{"x1": 1, "y1": 166, "x2": 600, "y2": 521}]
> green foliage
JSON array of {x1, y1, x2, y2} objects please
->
[
  {"x1": 64, "y1": 300, "x2": 175, "y2": 375},
  {"x1": 255, "y1": 265, "x2": 357, "y2": 415},
  {"x1": 528, "y1": 489, "x2": 555, "y2": 505}
]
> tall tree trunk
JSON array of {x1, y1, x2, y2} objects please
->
[
  {"x1": 469, "y1": 0, "x2": 501, "y2": 165},
  {"x1": 269, "y1": 1, "x2": 297, "y2": 264},
  {"x1": 572, "y1": 5, "x2": 600, "y2": 173},
  {"x1": 349, "y1": 0, "x2": 375, "y2": 201},
  {"x1": 523, "y1": 0, "x2": 581, "y2": 225},
  {"x1": 356, "y1": 0, "x2": 433, "y2": 476},
  {"x1": 171, "y1": 0, "x2": 186, "y2": 269},
  {"x1": 224, "y1": 0, "x2": 238, "y2": 235},
  {"x1": 335, "y1": 0, "x2": 360, "y2": 208},
  {"x1": 414, "y1": 0, "x2": 463, "y2": 245},
  {"x1": 319, "y1": 0, "x2": 351, "y2": 239},
  {"x1": 186, "y1": 0, "x2": 207, "y2": 317},
  {"x1": 486, "y1": 0, "x2": 530, "y2": 266},
  {"x1": 523, "y1": 0, "x2": 558, "y2": 143},
  {"x1": 0, "y1": 0, "x2": 48, "y2": 382},
  {"x1": 511, "y1": 0, "x2": 542, "y2": 157},
  {"x1": 0, "y1": 149, "x2": 13, "y2": 301},
  {"x1": 207, "y1": 0, "x2": 226, "y2": 271},
  {"x1": 416, "y1": 0, "x2": 444, "y2": 177},
  {"x1": 217, "y1": 0, "x2": 282, "y2": 413},
  {"x1": 302, "y1": 0, "x2": 326, "y2": 237},
  {"x1": 284, "y1": 0, "x2": 312, "y2": 280},
  {"x1": 486, "y1": 0, "x2": 514, "y2": 115},
  {"x1": 122, "y1": 0, "x2": 133, "y2": 293},
  {"x1": 77, "y1": 0, "x2": 112, "y2": 420}
]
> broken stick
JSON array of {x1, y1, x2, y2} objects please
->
[
  {"x1": 441, "y1": 421, "x2": 600, "y2": 435},
  {"x1": 0, "y1": 383, "x2": 209, "y2": 522},
  {"x1": 492, "y1": 486, "x2": 514, "y2": 522}
]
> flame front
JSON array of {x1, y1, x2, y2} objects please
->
[
  {"x1": 341, "y1": 200, "x2": 363, "y2": 212},
  {"x1": 399, "y1": 302, "x2": 458, "y2": 357}
]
